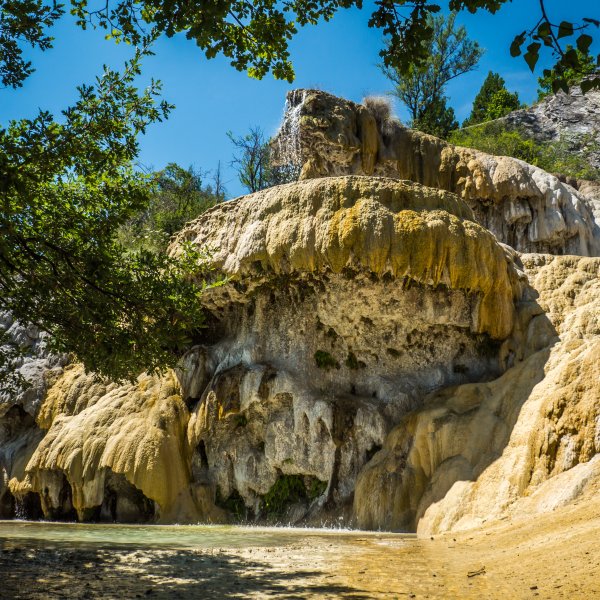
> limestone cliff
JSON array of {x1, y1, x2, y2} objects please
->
[
  {"x1": 0, "y1": 91, "x2": 598, "y2": 534},
  {"x1": 354, "y1": 255, "x2": 600, "y2": 533},
  {"x1": 272, "y1": 90, "x2": 600, "y2": 255},
  {"x1": 498, "y1": 86, "x2": 600, "y2": 170}
]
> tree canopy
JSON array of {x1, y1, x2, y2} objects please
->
[
  {"x1": 0, "y1": 46, "x2": 213, "y2": 384},
  {"x1": 463, "y1": 71, "x2": 521, "y2": 127},
  {"x1": 1, "y1": 0, "x2": 598, "y2": 89},
  {"x1": 537, "y1": 46, "x2": 598, "y2": 100},
  {"x1": 383, "y1": 12, "x2": 480, "y2": 138}
]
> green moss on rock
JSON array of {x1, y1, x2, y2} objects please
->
[{"x1": 314, "y1": 350, "x2": 340, "y2": 370}]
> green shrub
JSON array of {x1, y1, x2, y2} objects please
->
[
  {"x1": 449, "y1": 124, "x2": 600, "y2": 181},
  {"x1": 314, "y1": 350, "x2": 340, "y2": 370},
  {"x1": 261, "y1": 474, "x2": 327, "y2": 516},
  {"x1": 345, "y1": 351, "x2": 366, "y2": 370},
  {"x1": 261, "y1": 475, "x2": 307, "y2": 515}
]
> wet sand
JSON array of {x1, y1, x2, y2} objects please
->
[{"x1": 1, "y1": 496, "x2": 599, "y2": 599}]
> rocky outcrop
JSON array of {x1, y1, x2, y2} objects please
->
[
  {"x1": 0, "y1": 90, "x2": 598, "y2": 534},
  {"x1": 272, "y1": 90, "x2": 600, "y2": 256},
  {"x1": 23, "y1": 366, "x2": 199, "y2": 523},
  {"x1": 172, "y1": 175, "x2": 530, "y2": 522},
  {"x1": 499, "y1": 86, "x2": 600, "y2": 169},
  {"x1": 0, "y1": 315, "x2": 67, "y2": 519},
  {"x1": 355, "y1": 254, "x2": 600, "y2": 533},
  {"x1": 0, "y1": 175, "x2": 533, "y2": 524}
]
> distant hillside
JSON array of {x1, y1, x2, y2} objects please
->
[{"x1": 498, "y1": 85, "x2": 600, "y2": 169}]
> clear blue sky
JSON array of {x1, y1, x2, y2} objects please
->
[{"x1": 1, "y1": 1, "x2": 598, "y2": 197}]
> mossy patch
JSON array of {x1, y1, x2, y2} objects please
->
[
  {"x1": 216, "y1": 489, "x2": 246, "y2": 520},
  {"x1": 261, "y1": 474, "x2": 328, "y2": 516},
  {"x1": 307, "y1": 478, "x2": 327, "y2": 500},
  {"x1": 314, "y1": 350, "x2": 340, "y2": 370},
  {"x1": 235, "y1": 413, "x2": 248, "y2": 428},
  {"x1": 345, "y1": 351, "x2": 366, "y2": 370}
]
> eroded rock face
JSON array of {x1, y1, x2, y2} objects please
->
[
  {"x1": 354, "y1": 255, "x2": 600, "y2": 533},
  {"x1": 21, "y1": 366, "x2": 198, "y2": 523},
  {"x1": 0, "y1": 175, "x2": 530, "y2": 525},
  {"x1": 0, "y1": 315, "x2": 67, "y2": 519},
  {"x1": 167, "y1": 175, "x2": 531, "y2": 522},
  {"x1": 499, "y1": 86, "x2": 600, "y2": 169},
  {"x1": 1, "y1": 93, "x2": 598, "y2": 532},
  {"x1": 271, "y1": 90, "x2": 600, "y2": 256}
]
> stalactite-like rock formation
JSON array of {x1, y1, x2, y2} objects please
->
[
  {"x1": 271, "y1": 90, "x2": 600, "y2": 256},
  {"x1": 1, "y1": 91, "x2": 599, "y2": 532}
]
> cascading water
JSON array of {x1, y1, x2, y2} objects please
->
[
  {"x1": 272, "y1": 89, "x2": 308, "y2": 181},
  {"x1": 14, "y1": 497, "x2": 25, "y2": 520}
]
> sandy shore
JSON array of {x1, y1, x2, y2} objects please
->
[{"x1": 1, "y1": 495, "x2": 599, "y2": 599}]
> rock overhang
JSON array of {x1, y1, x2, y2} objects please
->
[{"x1": 171, "y1": 175, "x2": 524, "y2": 341}]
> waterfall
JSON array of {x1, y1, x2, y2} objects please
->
[
  {"x1": 273, "y1": 90, "x2": 308, "y2": 181},
  {"x1": 14, "y1": 497, "x2": 25, "y2": 520}
]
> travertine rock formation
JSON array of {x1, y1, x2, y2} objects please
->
[
  {"x1": 355, "y1": 254, "x2": 600, "y2": 533},
  {"x1": 272, "y1": 90, "x2": 600, "y2": 256},
  {"x1": 174, "y1": 175, "x2": 528, "y2": 521},
  {"x1": 24, "y1": 366, "x2": 197, "y2": 522},
  {"x1": 0, "y1": 91, "x2": 598, "y2": 533},
  {"x1": 0, "y1": 175, "x2": 531, "y2": 524}
]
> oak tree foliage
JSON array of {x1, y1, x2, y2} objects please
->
[{"x1": 0, "y1": 43, "x2": 213, "y2": 384}]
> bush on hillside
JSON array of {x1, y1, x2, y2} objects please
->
[{"x1": 449, "y1": 123, "x2": 600, "y2": 181}]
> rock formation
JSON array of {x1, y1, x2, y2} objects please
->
[
  {"x1": 0, "y1": 90, "x2": 599, "y2": 533},
  {"x1": 272, "y1": 90, "x2": 600, "y2": 256},
  {"x1": 355, "y1": 254, "x2": 600, "y2": 533},
  {"x1": 498, "y1": 85, "x2": 600, "y2": 170}
]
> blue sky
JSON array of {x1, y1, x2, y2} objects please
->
[{"x1": 1, "y1": 1, "x2": 598, "y2": 197}]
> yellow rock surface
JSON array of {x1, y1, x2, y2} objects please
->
[
  {"x1": 25, "y1": 366, "x2": 194, "y2": 521},
  {"x1": 172, "y1": 175, "x2": 522, "y2": 340},
  {"x1": 354, "y1": 255, "x2": 600, "y2": 533},
  {"x1": 273, "y1": 90, "x2": 600, "y2": 255}
]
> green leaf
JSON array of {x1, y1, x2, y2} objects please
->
[
  {"x1": 576, "y1": 34, "x2": 593, "y2": 53},
  {"x1": 552, "y1": 78, "x2": 569, "y2": 94},
  {"x1": 557, "y1": 21, "x2": 574, "y2": 39},
  {"x1": 563, "y1": 47, "x2": 580, "y2": 68},
  {"x1": 510, "y1": 32, "x2": 526, "y2": 57},
  {"x1": 581, "y1": 77, "x2": 600, "y2": 94},
  {"x1": 537, "y1": 22, "x2": 551, "y2": 39},
  {"x1": 524, "y1": 43, "x2": 541, "y2": 72}
]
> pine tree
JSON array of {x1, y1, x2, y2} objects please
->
[{"x1": 463, "y1": 72, "x2": 521, "y2": 127}]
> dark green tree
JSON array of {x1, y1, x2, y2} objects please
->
[
  {"x1": 383, "y1": 12, "x2": 481, "y2": 138},
  {"x1": 0, "y1": 44, "x2": 212, "y2": 384},
  {"x1": 463, "y1": 72, "x2": 521, "y2": 127},
  {"x1": 412, "y1": 95, "x2": 459, "y2": 138},
  {"x1": 118, "y1": 163, "x2": 223, "y2": 253},
  {"x1": 0, "y1": 0, "x2": 64, "y2": 87}
]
